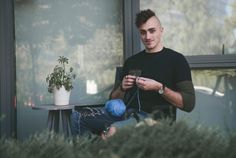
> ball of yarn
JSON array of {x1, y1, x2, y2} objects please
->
[{"x1": 105, "y1": 99, "x2": 126, "y2": 117}]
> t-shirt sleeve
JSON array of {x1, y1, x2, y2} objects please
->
[
  {"x1": 173, "y1": 53, "x2": 195, "y2": 112},
  {"x1": 173, "y1": 53, "x2": 192, "y2": 83}
]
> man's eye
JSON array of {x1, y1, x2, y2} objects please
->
[
  {"x1": 140, "y1": 31, "x2": 146, "y2": 35},
  {"x1": 149, "y1": 29, "x2": 155, "y2": 33}
]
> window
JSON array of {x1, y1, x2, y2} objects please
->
[
  {"x1": 140, "y1": 0, "x2": 236, "y2": 56},
  {"x1": 178, "y1": 69, "x2": 236, "y2": 130},
  {"x1": 15, "y1": 0, "x2": 123, "y2": 138}
]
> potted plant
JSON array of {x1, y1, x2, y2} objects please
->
[{"x1": 46, "y1": 56, "x2": 76, "y2": 105}]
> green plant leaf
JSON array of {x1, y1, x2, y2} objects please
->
[{"x1": 46, "y1": 56, "x2": 76, "y2": 93}]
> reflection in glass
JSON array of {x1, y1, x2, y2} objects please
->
[
  {"x1": 178, "y1": 69, "x2": 236, "y2": 131},
  {"x1": 141, "y1": 0, "x2": 236, "y2": 55},
  {"x1": 15, "y1": 0, "x2": 123, "y2": 139},
  {"x1": 86, "y1": 80, "x2": 98, "y2": 94}
]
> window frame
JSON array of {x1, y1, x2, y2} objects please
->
[
  {"x1": 123, "y1": 0, "x2": 140, "y2": 59},
  {"x1": 186, "y1": 55, "x2": 236, "y2": 69},
  {"x1": 0, "y1": 0, "x2": 17, "y2": 138}
]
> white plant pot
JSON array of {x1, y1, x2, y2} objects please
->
[{"x1": 53, "y1": 86, "x2": 71, "y2": 106}]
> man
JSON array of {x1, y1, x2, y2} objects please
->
[
  {"x1": 103, "y1": 9, "x2": 195, "y2": 136},
  {"x1": 71, "y1": 9, "x2": 195, "y2": 137}
]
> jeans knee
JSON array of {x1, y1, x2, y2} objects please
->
[
  {"x1": 70, "y1": 111, "x2": 81, "y2": 135},
  {"x1": 71, "y1": 111, "x2": 80, "y2": 123}
]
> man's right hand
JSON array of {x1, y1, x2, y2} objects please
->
[{"x1": 121, "y1": 75, "x2": 137, "y2": 91}]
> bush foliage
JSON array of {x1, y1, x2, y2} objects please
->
[{"x1": 1, "y1": 120, "x2": 236, "y2": 158}]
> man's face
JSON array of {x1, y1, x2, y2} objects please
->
[{"x1": 138, "y1": 16, "x2": 163, "y2": 52}]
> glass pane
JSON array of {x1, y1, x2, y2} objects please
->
[
  {"x1": 15, "y1": 0, "x2": 123, "y2": 139},
  {"x1": 177, "y1": 69, "x2": 236, "y2": 131},
  {"x1": 140, "y1": 0, "x2": 236, "y2": 55}
]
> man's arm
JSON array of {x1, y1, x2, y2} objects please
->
[
  {"x1": 109, "y1": 81, "x2": 125, "y2": 99},
  {"x1": 110, "y1": 75, "x2": 137, "y2": 99},
  {"x1": 161, "y1": 81, "x2": 195, "y2": 112},
  {"x1": 161, "y1": 86, "x2": 184, "y2": 109},
  {"x1": 135, "y1": 77, "x2": 195, "y2": 112},
  {"x1": 174, "y1": 81, "x2": 195, "y2": 112}
]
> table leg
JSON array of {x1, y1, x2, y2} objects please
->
[
  {"x1": 53, "y1": 111, "x2": 60, "y2": 133},
  {"x1": 47, "y1": 111, "x2": 53, "y2": 131},
  {"x1": 47, "y1": 110, "x2": 59, "y2": 133},
  {"x1": 61, "y1": 109, "x2": 72, "y2": 137}
]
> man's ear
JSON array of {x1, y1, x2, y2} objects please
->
[{"x1": 161, "y1": 27, "x2": 164, "y2": 32}]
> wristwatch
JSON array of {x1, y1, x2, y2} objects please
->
[{"x1": 158, "y1": 84, "x2": 165, "y2": 95}]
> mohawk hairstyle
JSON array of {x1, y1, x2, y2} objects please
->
[{"x1": 135, "y1": 9, "x2": 156, "y2": 28}]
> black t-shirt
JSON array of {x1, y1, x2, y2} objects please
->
[{"x1": 121, "y1": 47, "x2": 192, "y2": 118}]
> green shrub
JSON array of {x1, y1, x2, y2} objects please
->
[{"x1": 0, "y1": 120, "x2": 235, "y2": 158}]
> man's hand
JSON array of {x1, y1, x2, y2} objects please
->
[
  {"x1": 121, "y1": 75, "x2": 137, "y2": 91},
  {"x1": 135, "y1": 77, "x2": 162, "y2": 91},
  {"x1": 136, "y1": 77, "x2": 185, "y2": 109}
]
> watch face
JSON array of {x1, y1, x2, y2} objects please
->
[{"x1": 158, "y1": 88, "x2": 164, "y2": 94}]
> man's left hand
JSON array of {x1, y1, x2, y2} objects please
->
[{"x1": 136, "y1": 77, "x2": 162, "y2": 91}]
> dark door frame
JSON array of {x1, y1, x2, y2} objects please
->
[{"x1": 0, "y1": 0, "x2": 16, "y2": 138}]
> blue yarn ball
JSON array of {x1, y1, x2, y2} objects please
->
[{"x1": 105, "y1": 99, "x2": 126, "y2": 117}]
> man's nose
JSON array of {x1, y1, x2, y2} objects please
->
[{"x1": 145, "y1": 32, "x2": 151, "y2": 39}]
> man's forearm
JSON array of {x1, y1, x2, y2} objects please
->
[
  {"x1": 162, "y1": 81, "x2": 195, "y2": 112},
  {"x1": 109, "y1": 84, "x2": 125, "y2": 99},
  {"x1": 175, "y1": 81, "x2": 195, "y2": 112},
  {"x1": 162, "y1": 86, "x2": 184, "y2": 109}
]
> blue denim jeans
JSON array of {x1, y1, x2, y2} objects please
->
[
  {"x1": 111, "y1": 110, "x2": 149, "y2": 129},
  {"x1": 70, "y1": 107, "x2": 124, "y2": 137}
]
